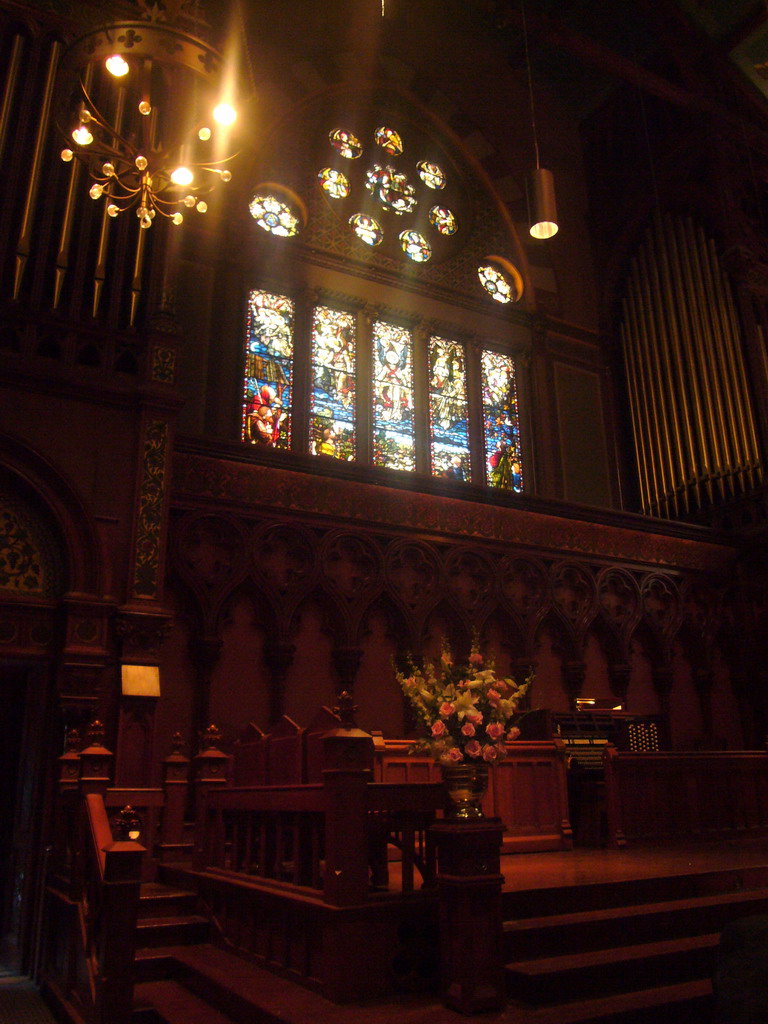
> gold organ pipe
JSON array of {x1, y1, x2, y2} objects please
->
[
  {"x1": 694, "y1": 223, "x2": 747, "y2": 490},
  {"x1": 647, "y1": 250, "x2": 690, "y2": 515},
  {"x1": 664, "y1": 213, "x2": 714, "y2": 505},
  {"x1": 130, "y1": 228, "x2": 147, "y2": 328},
  {"x1": 93, "y1": 86, "x2": 127, "y2": 318},
  {"x1": 652, "y1": 212, "x2": 702, "y2": 510},
  {"x1": 682, "y1": 218, "x2": 731, "y2": 494},
  {"x1": 621, "y1": 312, "x2": 652, "y2": 514},
  {"x1": 54, "y1": 64, "x2": 95, "y2": 311},
  {"x1": 715, "y1": 245, "x2": 763, "y2": 484},
  {"x1": 0, "y1": 34, "x2": 25, "y2": 167},
  {"x1": 626, "y1": 271, "x2": 663, "y2": 514},
  {"x1": 14, "y1": 40, "x2": 62, "y2": 300},
  {"x1": 636, "y1": 246, "x2": 678, "y2": 517}
]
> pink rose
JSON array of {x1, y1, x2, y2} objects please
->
[
  {"x1": 495, "y1": 680, "x2": 509, "y2": 693},
  {"x1": 461, "y1": 721, "x2": 476, "y2": 737},
  {"x1": 469, "y1": 652, "x2": 484, "y2": 666},
  {"x1": 446, "y1": 746, "x2": 464, "y2": 763},
  {"x1": 482, "y1": 743, "x2": 498, "y2": 762},
  {"x1": 506, "y1": 726, "x2": 521, "y2": 741},
  {"x1": 467, "y1": 711, "x2": 483, "y2": 725},
  {"x1": 439, "y1": 702, "x2": 455, "y2": 718},
  {"x1": 464, "y1": 739, "x2": 482, "y2": 758},
  {"x1": 431, "y1": 720, "x2": 447, "y2": 738},
  {"x1": 486, "y1": 722, "x2": 505, "y2": 740}
]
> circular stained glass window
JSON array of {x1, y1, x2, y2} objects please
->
[
  {"x1": 318, "y1": 168, "x2": 350, "y2": 198},
  {"x1": 399, "y1": 230, "x2": 431, "y2": 262},
  {"x1": 477, "y1": 259, "x2": 523, "y2": 303},
  {"x1": 365, "y1": 165, "x2": 417, "y2": 215},
  {"x1": 375, "y1": 126, "x2": 403, "y2": 155},
  {"x1": 417, "y1": 160, "x2": 446, "y2": 189},
  {"x1": 329, "y1": 129, "x2": 363, "y2": 159},
  {"x1": 249, "y1": 194, "x2": 300, "y2": 237},
  {"x1": 350, "y1": 213, "x2": 383, "y2": 246},
  {"x1": 429, "y1": 205, "x2": 457, "y2": 235}
]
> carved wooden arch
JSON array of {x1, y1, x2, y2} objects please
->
[
  {"x1": 169, "y1": 511, "x2": 252, "y2": 636},
  {"x1": 0, "y1": 431, "x2": 102, "y2": 596}
]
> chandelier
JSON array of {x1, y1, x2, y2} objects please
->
[{"x1": 58, "y1": 6, "x2": 241, "y2": 229}]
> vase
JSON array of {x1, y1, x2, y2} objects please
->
[{"x1": 440, "y1": 763, "x2": 489, "y2": 820}]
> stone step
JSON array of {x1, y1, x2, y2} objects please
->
[
  {"x1": 133, "y1": 979, "x2": 236, "y2": 1024},
  {"x1": 503, "y1": 887, "x2": 768, "y2": 959},
  {"x1": 138, "y1": 883, "x2": 198, "y2": 920},
  {"x1": 506, "y1": 931, "x2": 719, "y2": 1004},
  {"x1": 135, "y1": 914, "x2": 210, "y2": 948}
]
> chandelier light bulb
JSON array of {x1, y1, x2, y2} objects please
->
[
  {"x1": 198, "y1": 126, "x2": 211, "y2": 141},
  {"x1": 81, "y1": 109, "x2": 92, "y2": 123},
  {"x1": 183, "y1": 194, "x2": 196, "y2": 208},
  {"x1": 171, "y1": 166, "x2": 194, "y2": 186},
  {"x1": 140, "y1": 212, "x2": 153, "y2": 229},
  {"x1": 107, "y1": 204, "x2": 119, "y2": 217},
  {"x1": 135, "y1": 155, "x2": 148, "y2": 171},
  {"x1": 72, "y1": 125, "x2": 93, "y2": 146},
  {"x1": 61, "y1": 148, "x2": 74, "y2": 162},
  {"x1": 138, "y1": 100, "x2": 152, "y2": 116},
  {"x1": 220, "y1": 170, "x2": 232, "y2": 182},
  {"x1": 172, "y1": 212, "x2": 184, "y2": 225},
  {"x1": 137, "y1": 205, "x2": 147, "y2": 218},
  {"x1": 105, "y1": 54, "x2": 129, "y2": 77},
  {"x1": 89, "y1": 183, "x2": 104, "y2": 199},
  {"x1": 102, "y1": 162, "x2": 115, "y2": 176},
  {"x1": 196, "y1": 200, "x2": 208, "y2": 213},
  {"x1": 213, "y1": 102, "x2": 237, "y2": 126}
]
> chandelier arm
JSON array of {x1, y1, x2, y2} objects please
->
[{"x1": 78, "y1": 80, "x2": 139, "y2": 158}]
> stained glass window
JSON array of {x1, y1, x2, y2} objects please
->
[
  {"x1": 365, "y1": 166, "x2": 417, "y2": 214},
  {"x1": 349, "y1": 213, "x2": 383, "y2": 246},
  {"x1": 417, "y1": 160, "x2": 446, "y2": 189},
  {"x1": 318, "y1": 168, "x2": 350, "y2": 198},
  {"x1": 478, "y1": 260, "x2": 522, "y2": 303},
  {"x1": 375, "y1": 126, "x2": 403, "y2": 155},
  {"x1": 428, "y1": 336, "x2": 470, "y2": 481},
  {"x1": 400, "y1": 230, "x2": 431, "y2": 262},
  {"x1": 429, "y1": 205, "x2": 457, "y2": 235},
  {"x1": 372, "y1": 321, "x2": 415, "y2": 471},
  {"x1": 329, "y1": 129, "x2": 363, "y2": 159},
  {"x1": 482, "y1": 349, "x2": 522, "y2": 491},
  {"x1": 249, "y1": 194, "x2": 300, "y2": 236},
  {"x1": 310, "y1": 306, "x2": 357, "y2": 460},
  {"x1": 242, "y1": 290, "x2": 294, "y2": 449}
]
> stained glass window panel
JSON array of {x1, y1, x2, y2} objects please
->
[
  {"x1": 310, "y1": 306, "x2": 357, "y2": 460},
  {"x1": 372, "y1": 321, "x2": 415, "y2": 471},
  {"x1": 329, "y1": 129, "x2": 363, "y2": 159},
  {"x1": 482, "y1": 349, "x2": 522, "y2": 491},
  {"x1": 428, "y1": 336, "x2": 470, "y2": 481},
  {"x1": 242, "y1": 290, "x2": 294, "y2": 449}
]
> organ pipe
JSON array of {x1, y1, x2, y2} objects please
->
[{"x1": 621, "y1": 212, "x2": 762, "y2": 516}]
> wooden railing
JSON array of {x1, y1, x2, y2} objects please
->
[
  {"x1": 604, "y1": 748, "x2": 768, "y2": 847},
  {"x1": 43, "y1": 792, "x2": 144, "y2": 1024},
  {"x1": 197, "y1": 771, "x2": 445, "y2": 906}
]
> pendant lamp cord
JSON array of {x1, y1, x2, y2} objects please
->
[{"x1": 521, "y1": 0, "x2": 541, "y2": 171}]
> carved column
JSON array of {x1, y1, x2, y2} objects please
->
[
  {"x1": 264, "y1": 642, "x2": 295, "y2": 725},
  {"x1": 430, "y1": 819, "x2": 507, "y2": 1014},
  {"x1": 192, "y1": 725, "x2": 228, "y2": 870},
  {"x1": 332, "y1": 645, "x2": 363, "y2": 694},
  {"x1": 652, "y1": 665, "x2": 674, "y2": 722},
  {"x1": 159, "y1": 733, "x2": 190, "y2": 862},
  {"x1": 562, "y1": 660, "x2": 586, "y2": 710},
  {"x1": 608, "y1": 662, "x2": 632, "y2": 709}
]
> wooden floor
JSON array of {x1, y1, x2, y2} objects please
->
[
  {"x1": 138, "y1": 838, "x2": 768, "y2": 1024},
  {"x1": 497, "y1": 836, "x2": 768, "y2": 893}
]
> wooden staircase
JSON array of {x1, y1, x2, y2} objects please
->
[
  {"x1": 502, "y1": 864, "x2": 768, "y2": 1023},
  {"x1": 128, "y1": 862, "x2": 768, "y2": 1024}
]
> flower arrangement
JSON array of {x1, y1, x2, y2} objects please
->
[{"x1": 397, "y1": 639, "x2": 532, "y2": 765}]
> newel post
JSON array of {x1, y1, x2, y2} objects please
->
[
  {"x1": 321, "y1": 692, "x2": 374, "y2": 907},
  {"x1": 430, "y1": 817, "x2": 507, "y2": 1014},
  {"x1": 192, "y1": 725, "x2": 228, "y2": 870},
  {"x1": 159, "y1": 732, "x2": 190, "y2": 862}
]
